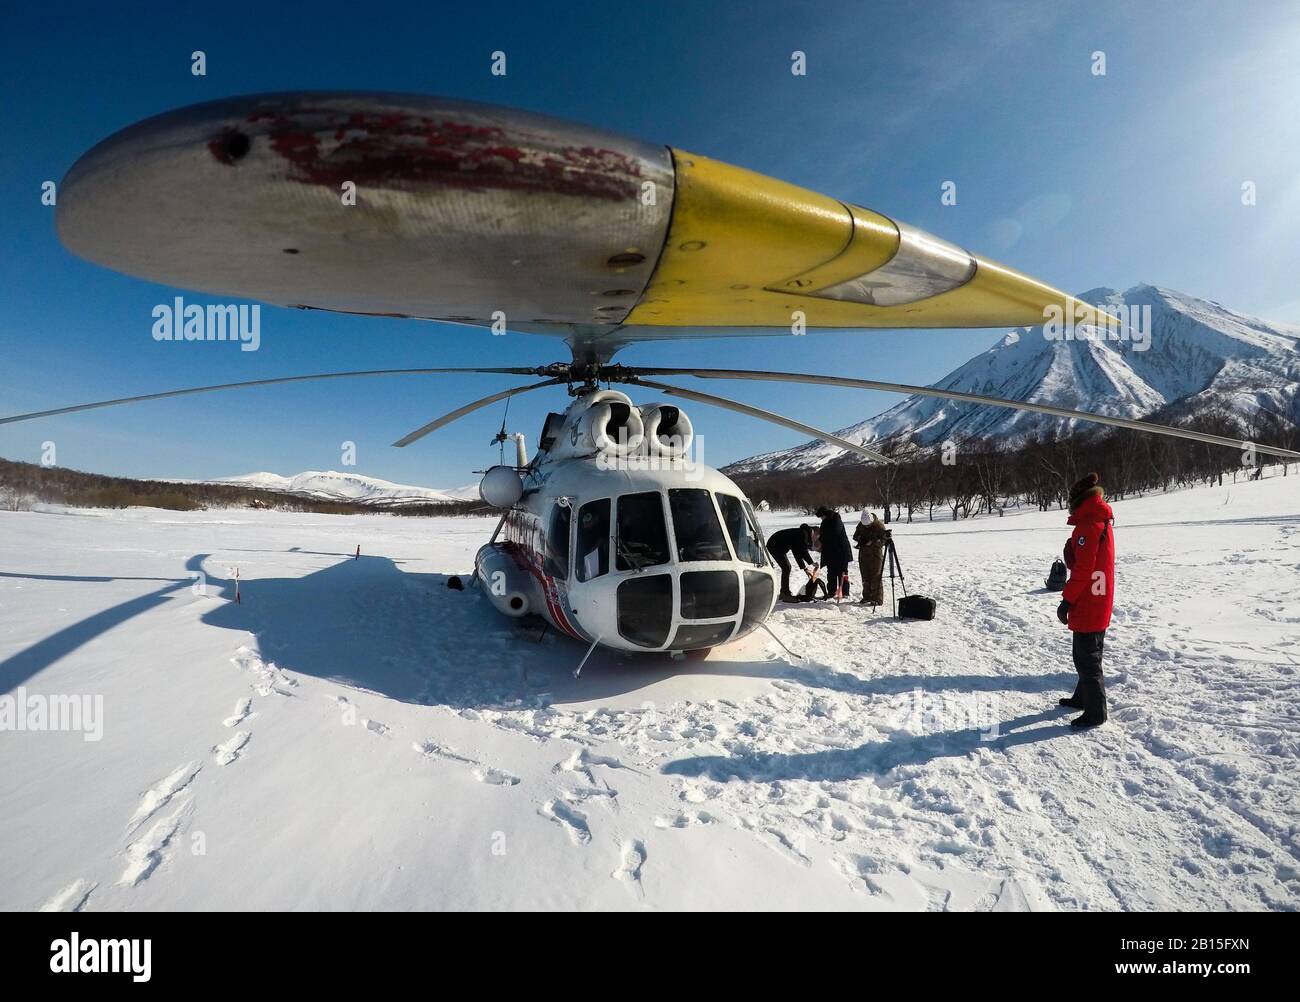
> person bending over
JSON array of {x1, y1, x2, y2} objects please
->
[{"x1": 766, "y1": 523, "x2": 816, "y2": 602}]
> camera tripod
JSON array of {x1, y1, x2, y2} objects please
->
[{"x1": 884, "y1": 531, "x2": 910, "y2": 617}]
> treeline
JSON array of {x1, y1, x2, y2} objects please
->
[
  {"x1": 729, "y1": 408, "x2": 1297, "y2": 521},
  {"x1": 0, "y1": 458, "x2": 486, "y2": 516}
]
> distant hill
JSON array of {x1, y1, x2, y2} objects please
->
[
  {"x1": 194, "y1": 470, "x2": 462, "y2": 507},
  {"x1": 0, "y1": 459, "x2": 481, "y2": 515}
]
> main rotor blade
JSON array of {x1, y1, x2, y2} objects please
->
[
  {"x1": 0, "y1": 367, "x2": 538, "y2": 427},
  {"x1": 625, "y1": 367, "x2": 1300, "y2": 460},
  {"x1": 392, "y1": 378, "x2": 565, "y2": 448},
  {"x1": 617, "y1": 377, "x2": 893, "y2": 464}
]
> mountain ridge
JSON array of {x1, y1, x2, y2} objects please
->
[
  {"x1": 726, "y1": 284, "x2": 1299, "y2": 474},
  {"x1": 179, "y1": 470, "x2": 463, "y2": 507}
]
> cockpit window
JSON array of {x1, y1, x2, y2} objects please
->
[
  {"x1": 668, "y1": 489, "x2": 731, "y2": 562},
  {"x1": 575, "y1": 498, "x2": 610, "y2": 582},
  {"x1": 544, "y1": 502, "x2": 571, "y2": 580},
  {"x1": 616, "y1": 492, "x2": 670, "y2": 571},
  {"x1": 716, "y1": 493, "x2": 766, "y2": 566}
]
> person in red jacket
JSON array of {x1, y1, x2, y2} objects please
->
[{"x1": 1056, "y1": 472, "x2": 1115, "y2": 729}]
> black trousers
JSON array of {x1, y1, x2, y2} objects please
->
[
  {"x1": 824, "y1": 560, "x2": 850, "y2": 598},
  {"x1": 770, "y1": 549, "x2": 801, "y2": 596},
  {"x1": 1071, "y1": 629, "x2": 1108, "y2": 721}
]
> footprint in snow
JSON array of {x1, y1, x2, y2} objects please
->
[
  {"x1": 232, "y1": 646, "x2": 298, "y2": 697},
  {"x1": 761, "y1": 826, "x2": 811, "y2": 867},
  {"x1": 564, "y1": 785, "x2": 619, "y2": 808},
  {"x1": 653, "y1": 810, "x2": 715, "y2": 830},
  {"x1": 223, "y1": 697, "x2": 251, "y2": 728},
  {"x1": 325, "y1": 694, "x2": 388, "y2": 736},
  {"x1": 213, "y1": 731, "x2": 250, "y2": 766},
  {"x1": 39, "y1": 878, "x2": 97, "y2": 913},
  {"x1": 540, "y1": 799, "x2": 591, "y2": 845},
  {"x1": 413, "y1": 741, "x2": 519, "y2": 786},
  {"x1": 612, "y1": 840, "x2": 647, "y2": 899},
  {"x1": 472, "y1": 764, "x2": 520, "y2": 786},
  {"x1": 128, "y1": 761, "x2": 201, "y2": 832},
  {"x1": 553, "y1": 747, "x2": 640, "y2": 784},
  {"x1": 119, "y1": 800, "x2": 193, "y2": 887}
]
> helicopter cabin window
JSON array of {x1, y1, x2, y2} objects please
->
[
  {"x1": 544, "y1": 503, "x2": 571, "y2": 580},
  {"x1": 716, "y1": 493, "x2": 767, "y2": 566},
  {"x1": 575, "y1": 498, "x2": 610, "y2": 582},
  {"x1": 668, "y1": 489, "x2": 731, "y2": 562},
  {"x1": 616, "y1": 492, "x2": 670, "y2": 571}
]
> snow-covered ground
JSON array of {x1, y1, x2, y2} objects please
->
[{"x1": 1, "y1": 473, "x2": 1296, "y2": 911}]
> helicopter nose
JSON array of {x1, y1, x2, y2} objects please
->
[{"x1": 56, "y1": 92, "x2": 675, "y2": 325}]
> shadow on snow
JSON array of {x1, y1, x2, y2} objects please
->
[{"x1": 1, "y1": 552, "x2": 1077, "y2": 775}]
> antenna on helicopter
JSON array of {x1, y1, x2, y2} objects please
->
[{"x1": 491, "y1": 397, "x2": 513, "y2": 464}]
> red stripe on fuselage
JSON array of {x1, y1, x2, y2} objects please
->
[{"x1": 499, "y1": 542, "x2": 585, "y2": 641}]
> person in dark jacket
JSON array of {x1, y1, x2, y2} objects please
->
[
  {"x1": 1056, "y1": 472, "x2": 1116, "y2": 729},
  {"x1": 815, "y1": 506, "x2": 853, "y2": 600},
  {"x1": 766, "y1": 524, "x2": 816, "y2": 601},
  {"x1": 853, "y1": 510, "x2": 888, "y2": 606}
]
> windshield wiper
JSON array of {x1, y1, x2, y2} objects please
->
[{"x1": 616, "y1": 537, "x2": 652, "y2": 570}]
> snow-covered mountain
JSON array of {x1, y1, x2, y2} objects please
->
[
  {"x1": 442, "y1": 483, "x2": 484, "y2": 501},
  {"x1": 203, "y1": 470, "x2": 461, "y2": 506},
  {"x1": 727, "y1": 284, "x2": 1300, "y2": 473}
]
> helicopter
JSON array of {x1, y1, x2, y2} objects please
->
[{"x1": 5, "y1": 91, "x2": 1297, "y2": 662}]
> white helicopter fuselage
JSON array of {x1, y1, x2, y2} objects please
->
[{"x1": 473, "y1": 390, "x2": 779, "y2": 654}]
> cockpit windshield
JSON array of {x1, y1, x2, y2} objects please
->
[
  {"x1": 668, "y1": 489, "x2": 731, "y2": 562},
  {"x1": 716, "y1": 493, "x2": 767, "y2": 566},
  {"x1": 616, "y1": 492, "x2": 671, "y2": 570}
]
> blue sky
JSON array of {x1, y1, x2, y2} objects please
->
[{"x1": 2, "y1": 0, "x2": 1298, "y2": 486}]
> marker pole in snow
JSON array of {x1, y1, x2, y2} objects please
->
[
  {"x1": 235, "y1": 568, "x2": 241, "y2": 605},
  {"x1": 355, "y1": 544, "x2": 360, "y2": 560}
]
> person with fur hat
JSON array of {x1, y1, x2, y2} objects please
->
[
  {"x1": 1057, "y1": 472, "x2": 1116, "y2": 729},
  {"x1": 853, "y1": 510, "x2": 888, "y2": 606}
]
